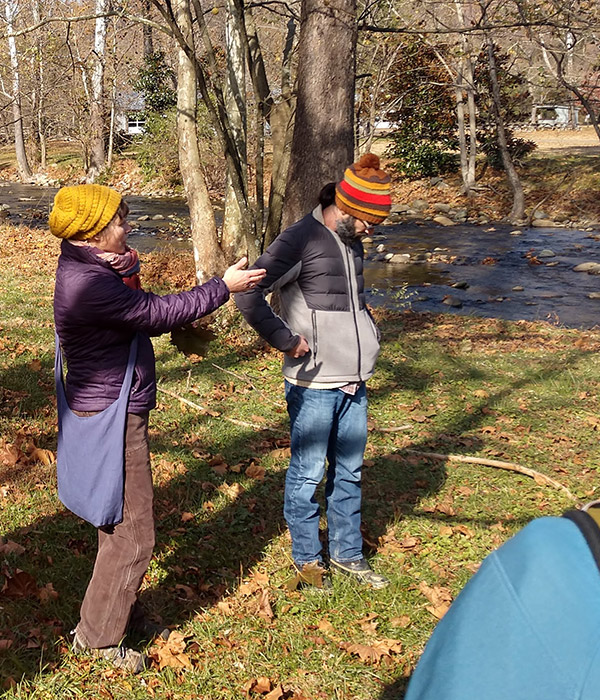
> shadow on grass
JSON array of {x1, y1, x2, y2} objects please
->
[{"x1": 0, "y1": 311, "x2": 594, "y2": 692}]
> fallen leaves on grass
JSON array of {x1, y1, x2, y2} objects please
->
[
  {"x1": 0, "y1": 540, "x2": 25, "y2": 556},
  {"x1": 245, "y1": 462, "x2": 266, "y2": 480},
  {"x1": 1, "y1": 570, "x2": 38, "y2": 598},
  {"x1": 418, "y1": 581, "x2": 453, "y2": 619},
  {"x1": 340, "y1": 638, "x2": 402, "y2": 665},
  {"x1": 149, "y1": 631, "x2": 192, "y2": 670}
]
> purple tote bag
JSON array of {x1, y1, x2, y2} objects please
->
[{"x1": 54, "y1": 333, "x2": 138, "y2": 528}]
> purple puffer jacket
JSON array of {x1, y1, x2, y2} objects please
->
[{"x1": 54, "y1": 240, "x2": 229, "y2": 413}]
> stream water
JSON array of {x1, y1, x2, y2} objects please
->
[{"x1": 3, "y1": 179, "x2": 600, "y2": 330}]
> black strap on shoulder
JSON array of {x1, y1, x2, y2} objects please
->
[{"x1": 563, "y1": 508, "x2": 600, "y2": 574}]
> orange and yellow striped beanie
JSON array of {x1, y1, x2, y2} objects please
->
[{"x1": 335, "y1": 153, "x2": 391, "y2": 224}]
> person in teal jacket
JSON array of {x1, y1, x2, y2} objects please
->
[{"x1": 405, "y1": 504, "x2": 600, "y2": 700}]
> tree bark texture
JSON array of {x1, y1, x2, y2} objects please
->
[
  {"x1": 282, "y1": 0, "x2": 357, "y2": 230},
  {"x1": 87, "y1": 0, "x2": 108, "y2": 181},
  {"x1": 173, "y1": 0, "x2": 224, "y2": 283},
  {"x1": 485, "y1": 36, "x2": 525, "y2": 222},
  {"x1": 5, "y1": 0, "x2": 32, "y2": 180},
  {"x1": 222, "y1": 0, "x2": 257, "y2": 263},
  {"x1": 142, "y1": 0, "x2": 154, "y2": 57},
  {"x1": 263, "y1": 17, "x2": 296, "y2": 248}
]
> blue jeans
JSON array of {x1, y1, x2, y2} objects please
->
[{"x1": 284, "y1": 381, "x2": 367, "y2": 566}]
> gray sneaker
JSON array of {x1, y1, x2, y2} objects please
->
[
  {"x1": 72, "y1": 631, "x2": 148, "y2": 673},
  {"x1": 330, "y1": 557, "x2": 390, "y2": 589}
]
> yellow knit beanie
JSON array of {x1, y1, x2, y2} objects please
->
[{"x1": 49, "y1": 184, "x2": 122, "y2": 240}]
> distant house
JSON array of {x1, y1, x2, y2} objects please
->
[
  {"x1": 115, "y1": 91, "x2": 146, "y2": 136},
  {"x1": 531, "y1": 104, "x2": 580, "y2": 128}
]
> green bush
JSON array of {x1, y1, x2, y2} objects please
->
[
  {"x1": 478, "y1": 132, "x2": 537, "y2": 170},
  {"x1": 387, "y1": 140, "x2": 457, "y2": 179},
  {"x1": 135, "y1": 108, "x2": 181, "y2": 187}
]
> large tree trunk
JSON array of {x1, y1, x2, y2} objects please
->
[
  {"x1": 485, "y1": 36, "x2": 525, "y2": 222},
  {"x1": 5, "y1": 0, "x2": 32, "y2": 180},
  {"x1": 87, "y1": 0, "x2": 108, "y2": 181},
  {"x1": 282, "y1": 0, "x2": 357, "y2": 230},
  {"x1": 173, "y1": 0, "x2": 224, "y2": 283}
]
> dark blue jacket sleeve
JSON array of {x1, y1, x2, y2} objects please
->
[{"x1": 234, "y1": 227, "x2": 303, "y2": 352}]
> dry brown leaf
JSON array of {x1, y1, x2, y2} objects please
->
[
  {"x1": 390, "y1": 616, "x2": 411, "y2": 628},
  {"x1": 2, "y1": 570, "x2": 38, "y2": 598},
  {"x1": 427, "y1": 603, "x2": 451, "y2": 619},
  {"x1": 435, "y1": 502, "x2": 456, "y2": 516},
  {"x1": 264, "y1": 685, "x2": 285, "y2": 700},
  {"x1": 28, "y1": 359, "x2": 42, "y2": 372},
  {"x1": 212, "y1": 463, "x2": 228, "y2": 476},
  {"x1": 0, "y1": 445, "x2": 20, "y2": 467},
  {"x1": 38, "y1": 582, "x2": 59, "y2": 603},
  {"x1": 181, "y1": 512, "x2": 195, "y2": 522},
  {"x1": 245, "y1": 463, "x2": 266, "y2": 480},
  {"x1": 453, "y1": 524, "x2": 474, "y2": 538},
  {"x1": 216, "y1": 601, "x2": 234, "y2": 616},
  {"x1": 257, "y1": 589, "x2": 274, "y2": 621},
  {"x1": 439, "y1": 525, "x2": 454, "y2": 536},
  {"x1": 317, "y1": 618, "x2": 335, "y2": 633},
  {"x1": 174, "y1": 584, "x2": 196, "y2": 599},
  {"x1": 418, "y1": 581, "x2": 452, "y2": 605},
  {"x1": 358, "y1": 613, "x2": 379, "y2": 635},
  {"x1": 219, "y1": 482, "x2": 245, "y2": 499},
  {"x1": 30, "y1": 448, "x2": 54, "y2": 466},
  {"x1": 149, "y1": 631, "x2": 192, "y2": 671},
  {"x1": 254, "y1": 677, "x2": 272, "y2": 694},
  {"x1": 0, "y1": 640, "x2": 13, "y2": 650},
  {"x1": 341, "y1": 638, "x2": 402, "y2": 664},
  {"x1": 0, "y1": 540, "x2": 25, "y2": 556},
  {"x1": 269, "y1": 447, "x2": 291, "y2": 460}
]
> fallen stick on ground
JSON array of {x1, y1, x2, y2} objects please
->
[
  {"x1": 404, "y1": 449, "x2": 576, "y2": 501},
  {"x1": 157, "y1": 386, "x2": 275, "y2": 431},
  {"x1": 211, "y1": 362, "x2": 285, "y2": 408}
]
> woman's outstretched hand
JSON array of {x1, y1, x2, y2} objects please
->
[{"x1": 222, "y1": 257, "x2": 267, "y2": 293}]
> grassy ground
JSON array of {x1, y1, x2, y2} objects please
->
[{"x1": 0, "y1": 223, "x2": 597, "y2": 698}]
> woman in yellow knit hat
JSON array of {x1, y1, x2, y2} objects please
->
[{"x1": 51, "y1": 184, "x2": 265, "y2": 672}]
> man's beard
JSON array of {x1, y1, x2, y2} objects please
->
[{"x1": 336, "y1": 217, "x2": 358, "y2": 246}]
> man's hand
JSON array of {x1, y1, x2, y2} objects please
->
[
  {"x1": 286, "y1": 335, "x2": 310, "y2": 358},
  {"x1": 223, "y1": 257, "x2": 267, "y2": 293}
]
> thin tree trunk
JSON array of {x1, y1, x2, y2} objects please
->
[
  {"x1": 485, "y1": 35, "x2": 525, "y2": 222},
  {"x1": 5, "y1": 0, "x2": 32, "y2": 180},
  {"x1": 142, "y1": 0, "x2": 154, "y2": 57},
  {"x1": 87, "y1": 0, "x2": 108, "y2": 181},
  {"x1": 263, "y1": 17, "x2": 296, "y2": 247},
  {"x1": 255, "y1": 103, "x2": 264, "y2": 236},
  {"x1": 32, "y1": 0, "x2": 45, "y2": 168},
  {"x1": 453, "y1": 0, "x2": 476, "y2": 193},
  {"x1": 222, "y1": 0, "x2": 257, "y2": 263},
  {"x1": 282, "y1": 0, "x2": 357, "y2": 230},
  {"x1": 173, "y1": 0, "x2": 224, "y2": 282}
]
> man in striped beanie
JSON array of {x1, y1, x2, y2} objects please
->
[{"x1": 236, "y1": 153, "x2": 392, "y2": 592}]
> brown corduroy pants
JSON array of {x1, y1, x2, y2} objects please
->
[{"x1": 75, "y1": 412, "x2": 155, "y2": 648}]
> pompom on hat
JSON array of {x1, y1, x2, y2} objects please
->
[
  {"x1": 49, "y1": 184, "x2": 122, "y2": 240},
  {"x1": 335, "y1": 153, "x2": 392, "y2": 224}
]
